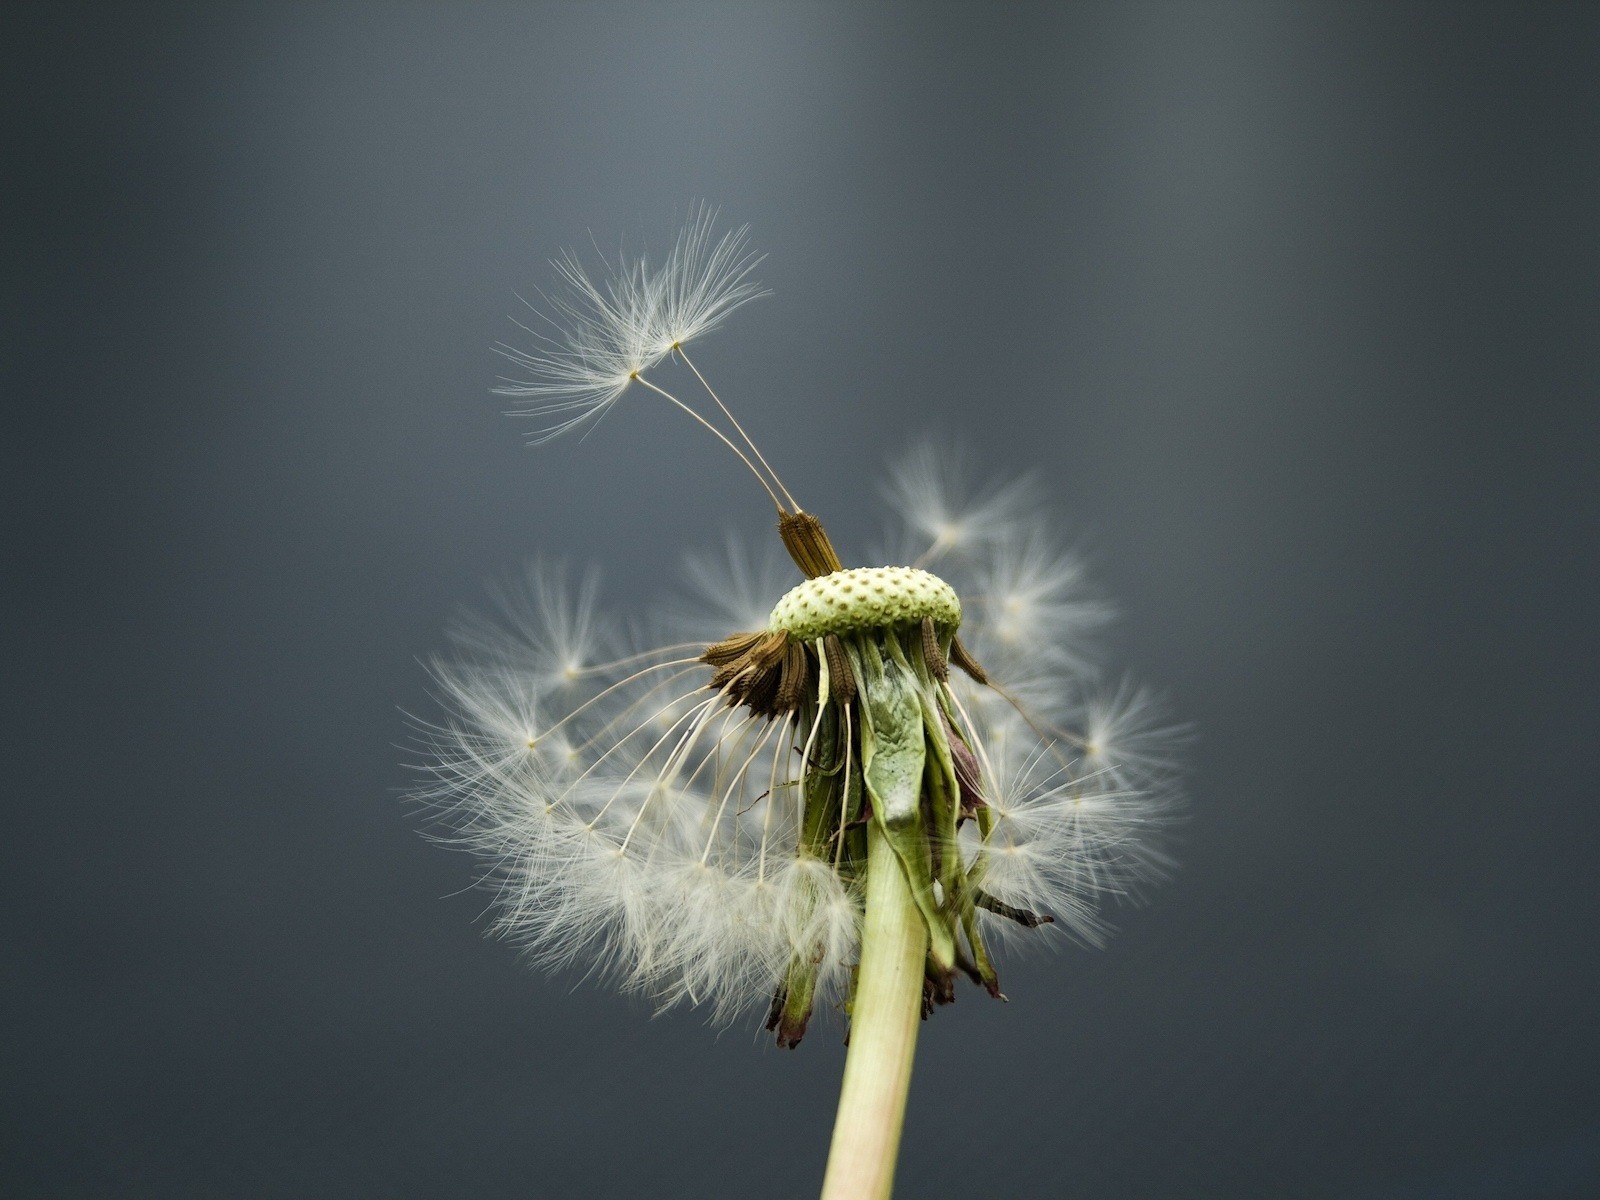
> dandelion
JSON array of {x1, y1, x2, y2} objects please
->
[{"x1": 414, "y1": 212, "x2": 1184, "y2": 1200}]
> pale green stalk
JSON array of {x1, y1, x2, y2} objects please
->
[{"x1": 819, "y1": 822, "x2": 928, "y2": 1200}]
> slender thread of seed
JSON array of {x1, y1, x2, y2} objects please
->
[
  {"x1": 573, "y1": 642, "x2": 706, "y2": 676},
  {"x1": 609, "y1": 694, "x2": 729, "y2": 848},
  {"x1": 698, "y1": 717, "x2": 784, "y2": 865},
  {"x1": 528, "y1": 657, "x2": 702, "y2": 746},
  {"x1": 675, "y1": 346, "x2": 801, "y2": 512},
  {"x1": 632, "y1": 374, "x2": 787, "y2": 514}
]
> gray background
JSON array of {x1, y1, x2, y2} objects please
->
[{"x1": 6, "y1": 3, "x2": 1598, "y2": 1197}]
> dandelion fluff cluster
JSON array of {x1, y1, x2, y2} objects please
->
[
  {"x1": 493, "y1": 203, "x2": 766, "y2": 443},
  {"x1": 416, "y1": 466, "x2": 1181, "y2": 1026},
  {"x1": 417, "y1": 571, "x2": 857, "y2": 1018},
  {"x1": 415, "y1": 211, "x2": 1183, "y2": 1043}
]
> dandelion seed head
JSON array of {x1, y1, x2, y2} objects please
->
[
  {"x1": 415, "y1": 453, "x2": 1181, "y2": 1025},
  {"x1": 414, "y1": 215, "x2": 1184, "y2": 1041},
  {"x1": 768, "y1": 566, "x2": 961, "y2": 640}
]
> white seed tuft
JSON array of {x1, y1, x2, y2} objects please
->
[{"x1": 494, "y1": 204, "x2": 767, "y2": 444}]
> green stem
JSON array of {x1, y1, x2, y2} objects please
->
[{"x1": 819, "y1": 821, "x2": 928, "y2": 1200}]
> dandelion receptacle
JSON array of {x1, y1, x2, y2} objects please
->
[{"x1": 411, "y1": 207, "x2": 1184, "y2": 1200}]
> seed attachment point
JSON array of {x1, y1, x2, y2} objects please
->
[{"x1": 768, "y1": 566, "x2": 961, "y2": 642}]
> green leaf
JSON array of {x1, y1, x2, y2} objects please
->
[{"x1": 851, "y1": 636, "x2": 956, "y2": 973}]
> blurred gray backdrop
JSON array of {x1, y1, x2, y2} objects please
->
[{"x1": 5, "y1": 2, "x2": 1598, "y2": 1197}]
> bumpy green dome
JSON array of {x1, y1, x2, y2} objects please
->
[{"x1": 768, "y1": 566, "x2": 961, "y2": 641}]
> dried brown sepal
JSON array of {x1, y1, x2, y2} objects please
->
[
  {"x1": 975, "y1": 891, "x2": 1054, "y2": 929},
  {"x1": 707, "y1": 662, "x2": 739, "y2": 692},
  {"x1": 741, "y1": 659, "x2": 783, "y2": 716},
  {"x1": 765, "y1": 983, "x2": 813, "y2": 1050},
  {"x1": 953, "y1": 946, "x2": 987, "y2": 991},
  {"x1": 943, "y1": 713, "x2": 988, "y2": 820},
  {"x1": 774, "y1": 1014, "x2": 809, "y2": 1050},
  {"x1": 924, "y1": 963, "x2": 957, "y2": 1007},
  {"x1": 919, "y1": 616, "x2": 948, "y2": 681},
  {"x1": 753, "y1": 630, "x2": 790, "y2": 670},
  {"x1": 778, "y1": 510, "x2": 844, "y2": 579},
  {"x1": 776, "y1": 639, "x2": 810, "y2": 712},
  {"x1": 948, "y1": 636, "x2": 989, "y2": 685},
  {"x1": 959, "y1": 898, "x2": 1005, "y2": 999},
  {"x1": 822, "y1": 634, "x2": 856, "y2": 705},
  {"x1": 701, "y1": 630, "x2": 767, "y2": 668},
  {"x1": 841, "y1": 806, "x2": 871, "y2": 831},
  {"x1": 706, "y1": 630, "x2": 798, "y2": 717}
]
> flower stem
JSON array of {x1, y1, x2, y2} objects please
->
[{"x1": 819, "y1": 821, "x2": 928, "y2": 1200}]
